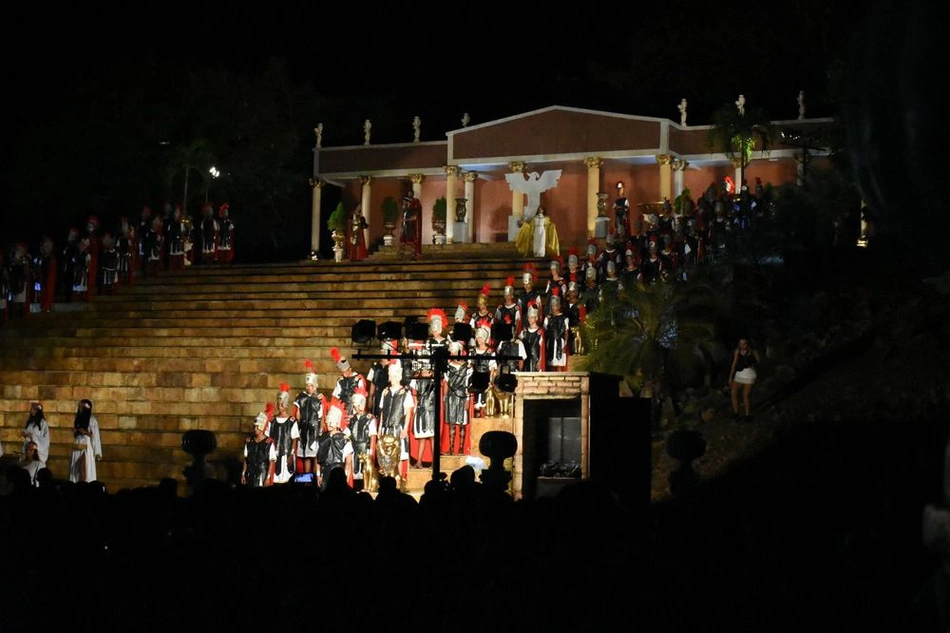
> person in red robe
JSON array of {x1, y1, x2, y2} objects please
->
[
  {"x1": 347, "y1": 204, "x2": 368, "y2": 261},
  {"x1": 400, "y1": 191, "x2": 422, "y2": 260},
  {"x1": 37, "y1": 236, "x2": 57, "y2": 313}
]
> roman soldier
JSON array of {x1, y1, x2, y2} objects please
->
[
  {"x1": 469, "y1": 326, "x2": 495, "y2": 418},
  {"x1": 517, "y1": 263, "x2": 543, "y2": 323},
  {"x1": 198, "y1": 202, "x2": 219, "y2": 265},
  {"x1": 442, "y1": 340, "x2": 473, "y2": 455},
  {"x1": 543, "y1": 287, "x2": 570, "y2": 371},
  {"x1": 71, "y1": 237, "x2": 92, "y2": 302},
  {"x1": 367, "y1": 339, "x2": 397, "y2": 419},
  {"x1": 564, "y1": 275, "x2": 587, "y2": 356},
  {"x1": 7, "y1": 243, "x2": 31, "y2": 319},
  {"x1": 138, "y1": 205, "x2": 153, "y2": 274},
  {"x1": 543, "y1": 255, "x2": 567, "y2": 308},
  {"x1": 494, "y1": 276, "x2": 522, "y2": 339},
  {"x1": 469, "y1": 282, "x2": 494, "y2": 349},
  {"x1": 268, "y1": 382, "x2": 299, "y2": 484},
  {"x1": 330, "y1": 347, "x2": 366, "y2": 427},
  {"x1": 143, "y1": 215, "x2": 164, "y2": 278},
  {"x1": 35, "y1": 236, "x2": 56, "y2": 313},
  {"x1": 166, "y1": 204, "x2": 187, "y2": 271},
  {"x1": 98, "y1": 233, "x2": 119, "y2": 295},
  {"x1": 614, "y1": 180, "x2": 630, "y2": 242},
  {"x1": 217, "y1": 203, "x2": 235, "y2": 265},
  {"x1": 400, "y1": 191, "x2": 423, "y2": 259},
  {"x1": 347, "y1": 386, "x2": 377, "y2": 491},
  {"x1": 317, "y1": 398, "x2": 354, "y2": 489},
  {"x1": 409, "y1": 308, "x2": 448, "y2": 468},
  {"x1": 293, "y1": 359, "x2": 327, "y2": 476},
  {"x1": 116, "y1": 217, "x2": 136, "y2": 286},
  {"x1": 242, "y1": 404, "x2": 277, "y2": 487},
  {"x1": 60, "y1": 228, "x2": 80, "y2": 302},
  {"x1": 378, "y1": 361, "x2": 414, "y2": 482},
  {"x1": 520, "y1": 301, "x2": 546, "y2": 372},
  {"x1": 347, "y1": 204, "x2": 367, "y2": 262},
  {"x1": 84, "y1": 215, "x2": 100, "y2": 300}
]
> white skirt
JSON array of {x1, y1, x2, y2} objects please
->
[{"x1": 734, "y1": 368, "x2": 757, "y2": 385}]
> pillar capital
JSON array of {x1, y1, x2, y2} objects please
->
[
  {"x1": 584, "y1": 156, "x2": 603, "y2": 169},
  {"x1": 671, "y1": 158, "x2": 689, "y2": 172},
  {"x1": 444, "y1": 165, "x2": 460, "y2": 178},
  {"x1": 409, "y1": 173, "x2": 426, "y2": 185},
  {"x1": 729, "y1": 157, "x2": 744, "y2": 169},
  {"x1": 308, "y1": 177, "x2": 326, "y2": 189},
  {"x1": 655, "y1": 154, "x2": 672, "y2": 166},
  {"x1": 508, "y1": 161, "x2": 526, "y2": 173},
  {"x1": 463, "y1": 171, "x2": 478, "y2": 183},
  {"x1": 359, "y1": 175, "x2": 373, "y2": 186}
]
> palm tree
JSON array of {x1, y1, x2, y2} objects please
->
[
  {"x1": 162, "y1": 138, "x2": 216, "y2": 211},
  {"x1": 707, "y1": 100, "x2": 776, "y2": 192},
  {"x1": 577, "y1": 275, "x2": 724, "y2": 427}
]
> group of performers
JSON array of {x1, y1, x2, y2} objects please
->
[
  {"x1": 5, "y1": 398, "x2": 103, "y2": 487},
  {"x1": 240, "y1": 265, "x2": 600, "y2": 491},
  {"x1": 0, "y1": 203, "x2": 236, "y2": 324}
]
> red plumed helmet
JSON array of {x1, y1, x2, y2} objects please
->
[{"x1": 265, "y1": 402, "x2": 275, "y2": 418}]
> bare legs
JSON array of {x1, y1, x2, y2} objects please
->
[{"x1": 730, "y1": 381, "x2": 754, "y2": 418}]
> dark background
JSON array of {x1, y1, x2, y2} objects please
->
[{"x1": 2, "y1": 1, "x2": 873, "y2": 259}]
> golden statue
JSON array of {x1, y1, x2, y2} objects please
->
[
  {"x1": 376, "y1": 434, "x2": 402, "y2": 488},
  {"x1": 359, "y1": 452, "x2": 378, "y2": 493}
]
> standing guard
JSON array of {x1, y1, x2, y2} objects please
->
[
  {"x1": 293, "y1": 360, "x2": 326, "y2": 477},
  {"x1": 217, "y1": 203, "x2": 235, "y2": 265}
]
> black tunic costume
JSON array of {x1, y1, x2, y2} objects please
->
[
  {"x1": 244, "y1": 437, "x2": 275, "y2": 487},
  {"x1": 444, "y1": 362, "x2": 472, "y2": 426},
  {"x1": 294, "y1": 391, "x2": 325, "y2": 458}
]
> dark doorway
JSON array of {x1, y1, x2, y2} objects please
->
[{"x1": 523, "y1": 398, "x2": 582, "y2": 500}]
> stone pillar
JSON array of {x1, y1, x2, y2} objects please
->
[
  {"x1": 584, "y1": 157, "x2": 603, "y2": 235},
  {"x1": 359, "y1": 175, "x2": 373, "y2": 250},
  {"x1": 731, "y1": 158, "x2": 744, "y2": 192},
  {"x1": 309, "y1": 178, "x2": 324, "y2": 258},
  {"x1": 656, "y1": 154, "x2": 672, "y2": 202},
  {"x1": 671, "y1": 158, "x2": 689, "y2": 198},
  {"x1": 464, "y1": 171, "x2": 478, "y2": 243},
  {"x1": 443, "y1": 166, "x2": 459, "y2": 244},
  {"x1": 508, "y1": 161, "x2": 526, "y2": 240},
  {"x1": 410, "y1": 173, "x2": 425, "y2": 244}
]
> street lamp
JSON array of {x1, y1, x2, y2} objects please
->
[{"x1": 206, "y1": 166, "x2": 220, "y2": 203}]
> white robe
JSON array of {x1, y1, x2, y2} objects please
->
[
  {"x1": 69, "y1": 415, "x2": 102, "y2": 483},
  {"x1": 23, "y1": 419, "x2": 51, "y2": 464}
]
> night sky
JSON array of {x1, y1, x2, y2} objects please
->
[{"x1": 3, "y1": 1, "x2": 876, "y2": 247}]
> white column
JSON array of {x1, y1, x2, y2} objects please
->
[
  {"x1": 360, "y1": 175, "x2": 372, "y2": 249},
  {"x1": 507, "y1": 161, "x2": 525, "y2": 241},
  {"x1": 443, "y1": 166, "x2": 459, "y2": 244},
  {"x1": 309, "y1": 178, "x2": 324, "y2": 258},
  {"x1": 584, "y1": 157, "x2": 603, "y2": 235},
  {"x1": 671, "y1": 159, "x2": 688, "y2": 198},
  {"x1": 464, "y1": 171, "x2": 477, "y2": 243}
]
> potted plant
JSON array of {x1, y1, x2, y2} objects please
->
[
  {"x1": 328, "y1": 202, "x2": 347, "y2": 261},
  {"x1": 432, "y1": 196, "x2": 447, "y2": 244},
  {"x1": 381, "y1": 196, "x2": 399, "y2": 246}
]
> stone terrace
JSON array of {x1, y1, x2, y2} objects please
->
[{"x1": 0, "y1": 246, "x2": 534, "y2": 492}]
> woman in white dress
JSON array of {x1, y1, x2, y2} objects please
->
[{"x1": 70, "y1": 398, "x2": 103, "y2": 483}]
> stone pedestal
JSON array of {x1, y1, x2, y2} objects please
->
[
  {"x1": 453, "y1": 221, "x2": 469, "y2": 243},
  {"x1": 594, "y1": 216, "x2": 610, "y2": 239}
]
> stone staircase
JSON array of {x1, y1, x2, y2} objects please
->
[{"x1": 0, "y1": 247, "x2": 537, "y2": 493}]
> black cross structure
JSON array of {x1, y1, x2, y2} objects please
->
[{"x1": 352, "y1": 344, "x2": 522, "y2": 483}]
